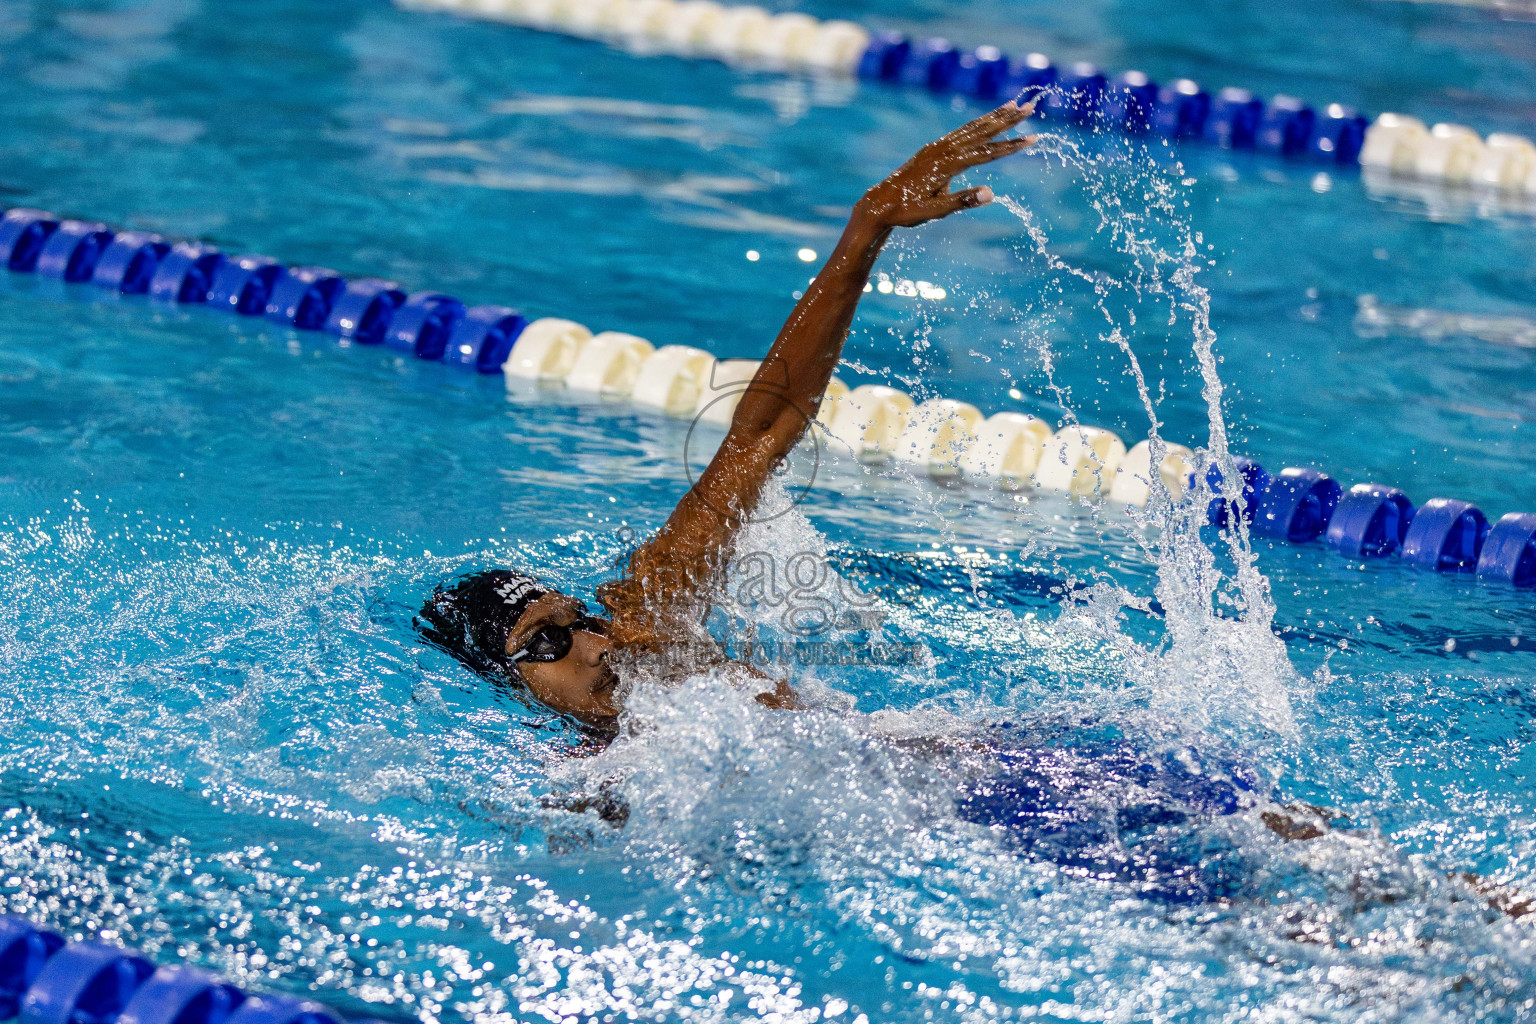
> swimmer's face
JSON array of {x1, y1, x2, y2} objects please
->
[{"x1": 505, "y1": 592, "x2": 622, "y2": 727}]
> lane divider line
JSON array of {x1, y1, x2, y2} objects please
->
[
  {"x1": 397, "y1": 0, "x2": 1536, "y2": 198},
  {"x1": 0, "y1": 917, "x2": 368, "y2": 1024},
  {"x1": 3, "y1": 204, "x2": 1533, "y2": 589},
  {"x1": 394, "y1": 0, "x2": 1372, "y2": 166}
]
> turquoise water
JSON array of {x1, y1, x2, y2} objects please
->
[{"x1": 2, "y1": 1, "x2": 1535, "y2": 1021}]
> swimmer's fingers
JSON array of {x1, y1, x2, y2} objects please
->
[
  {"x1": 940, "y1": 101, "x2": 1034, "y2": 148},
  {"x1": 510, "y1": 593, "x2": 584, "y2": 646},
  {"x1": 893, "y1": 185, "x2": 994, "y2": 226},
  {"x1": 938, "y1": 102, "x2": 1023, "y2": 146},
  {"x1": 946, "y1": 135, "x2": 1037, "y2": 172},
  {"x1": 544, "y1": 594, "x2": 586, "y2": 626}
]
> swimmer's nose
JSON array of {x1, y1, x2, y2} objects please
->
[{"x1": 584, "y1": 637, "x2": 611, "y2": 668}]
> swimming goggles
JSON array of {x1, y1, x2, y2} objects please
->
[{"x1": 509, "y1": 615, "x2": 605, "y2": 664}]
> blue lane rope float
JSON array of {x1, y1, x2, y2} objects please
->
[
  {"x1": 388, "y1": 292, "x2": 468, "y2": 360},
  {"x1": 0, "y1": 919, "x2": 63, "y2": 1019},
  {"x1": 0, "y1": 212, "x2": 58, "y2": 272},
  {"x1": 89, "y1": 233, "x2": 171, "y2": 295},
  {"x1": 22, "y1": 942, "x2": 155, "y2": 1024},
  {"x1": 0, "y1": 918, "x2": 364, "y2": 1024},
  {"x1": 1325, "y1": 484, "x2": 1414, "y2": 559},
  {"x1": 1201, "y1": 457, "x2": 1269, "y2": 530},
  {"x1": 1478, "y1": 513, "x2": 1536, "y2": 587},
  {"x1": 325, "y1": 279, "x2": 407, "y2": 344},
  {"x1": 149, "y1": 244, "x2": 226, "y2": 304},
  {"x1": 447, "y1": 305, "x2": 532, "y2": 373},
  {"x1": 208, "y1": 256, "x2": 287, "y2": 317},
  {"x1": 1402, "y1": 498, "x2": 1490, "y2": 573},
  {"x1": 114, "y1": 968, "x2": 245, "y2": 1024},
  {"x1": 0, "y1": 204, "x2": 1532, "y2": 591},
  {"x1": 35, "y1": 222, "x2": 116, "y2": 283},
  {"x1": 1252, "y1": 467, "x2": 1342, "y2": 544},
  {"x1": 267, "y1": 267, "x2": 347, "y2": 330}
]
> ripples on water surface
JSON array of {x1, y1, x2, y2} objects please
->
[{"x1": 2, "y1": 0, "x2": 1535, "y2": 1021}]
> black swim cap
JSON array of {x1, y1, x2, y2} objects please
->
[{"x1": 416, "y1": 569, "x2": 550, "y2": 681}]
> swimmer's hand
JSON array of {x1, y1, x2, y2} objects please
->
[
  {"x1": 854, "y1": 101, "x2": 1036, "y2": 229},
  {"x1": 753, "y1": 678, "x2": 800, "y2": 711}
]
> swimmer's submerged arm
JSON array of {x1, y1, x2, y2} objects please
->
[
  {"x1": 605, "y1": 104, "x2": 1036, "y2": 615},
  {"x1": 1262, "y1": 805, "x2": 1533, "y2": 920}
]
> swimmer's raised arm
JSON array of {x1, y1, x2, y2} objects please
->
[
  {"x1": 721, "y1": 100, "x2": 1036, "y2": 473},
  {"x1": 600, "y1": 103, "x2": 1035, "y2": 630}
]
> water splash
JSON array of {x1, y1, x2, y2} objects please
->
[{"x1": 997, "y1": 129, "x2": 1298, "y2": 744}]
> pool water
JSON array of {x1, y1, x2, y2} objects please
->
[{"x1": 2, "y1": 1, "x2": 1535, "y2": 1022}]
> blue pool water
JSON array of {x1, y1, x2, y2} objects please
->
[{"x1": 2, "y1": 1, "x2": 1536, "y2": 1021}]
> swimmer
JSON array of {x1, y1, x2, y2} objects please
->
[
  {"x1": 416, "y1": 104, "x2": 1531, "y2": 919},
  {"x1": 419, "y1": 101, "x2": 1037, "y2": 732}
]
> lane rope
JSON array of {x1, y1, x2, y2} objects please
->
[
  {"x1": 393, "y1": 0, "x2": 1353, "y2": 165},
  {"x1": 0, "y1": 917, "x2": 367, "y2": 1024},
  {"x1": 394, "y1": 0, "x2": 1536, "y2": 206},
  {"x1": 2, "y1": 204, "x2": 1532, "y2": 588}
]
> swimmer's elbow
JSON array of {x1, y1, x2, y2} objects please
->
[
  {"x1": 724, "y1": 408, "x2": 802, "y2": 456},
  {"x1": 730, "y1": 392, "x2": 792, "y2": 438}
]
